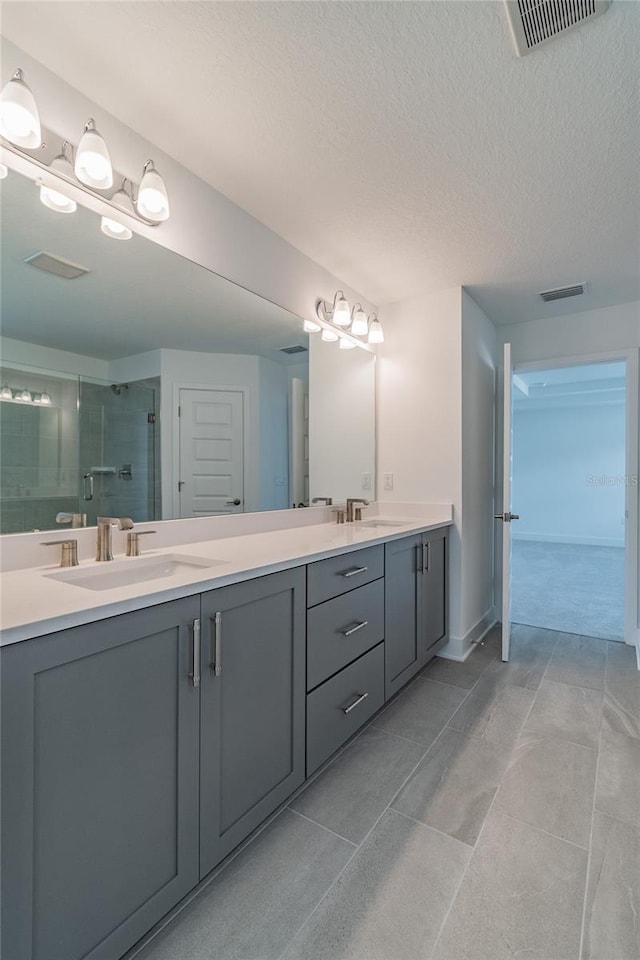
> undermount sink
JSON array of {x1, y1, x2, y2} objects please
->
[
  {"x1": 358, "y1": 519, "x2": 408, "y2": 529},
  {"x1": 46, "y1": 554, "x2": 226, "y2": 591}
]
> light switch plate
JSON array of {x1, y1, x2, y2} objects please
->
[
  {"x1": 361, "y1": 472, "x2": 371, "y2": 491},
  {"x1": 383, "y1": 473, "x2": 393, "y2": 491}
]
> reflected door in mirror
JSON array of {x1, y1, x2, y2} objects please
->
[{"x1": 178, "y1": 389, "x2": 244, "y2": 517}]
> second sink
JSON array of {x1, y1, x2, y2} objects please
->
[{"x1": 46, "y1": 554, "x2": 226, "y2": 591}]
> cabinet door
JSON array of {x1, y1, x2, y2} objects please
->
[
  {"x1": 199, "y1": 568, "x2": 305, "y2": 876},
  {"x1": 1, "y1": 598, "x2": 200, "y2": 960},
  {"x1": 421, "y1": 527, "x2": 448, "y2": 657},
  {"x1": 384, "y1": 534, "x2": 423, "y2": 700}
]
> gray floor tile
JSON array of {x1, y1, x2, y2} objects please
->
[
  {"x1": 494, "y1": 734, "x2": 597, "y2": 847},
  {"x1": 372, "y1": 677, "x2": 467, "y2": 746},
  {"x1": 432, "y1": 810, "x2": 588, "y2": 960},
  {"x1": 421, "y1": 641, "x2": 495, "y2": 690},
  {"x1": 282, "y1": 809, "x2": 471, "y2": 960},
  {"x1": 603, "y1": 642, "x2": 640, "y2": 739},
  {"x1": 289, "y1": 729, "x2": 425, "y2": 844},
  {"x1": 595, "y1": 727, "x2": 640, "y2": 828},
  {"x1": 545, "y1": 634, "x2": 608, "y2": 691},
  {"x1": 482, "y1": 624, "x2": 557, "y2": 691},
  {"x1": 524, "y1": 678, "x2": 603, "y2": 748},
  {"x1": 582, "y1": 811, "x2": 640, "y2": 960},
  {"x1": 447, "y1": 676, "x2": 535, "y2": 745},
  {"x1": 135, "y1": 809, "x2": 353, "y2": 960},
  {"x1": 391, "y1": 727, "x2": 510, "y2": 845}
]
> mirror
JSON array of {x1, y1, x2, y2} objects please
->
[{"x1": 0, "y1": 167, "x2": 376, "y2": 533}]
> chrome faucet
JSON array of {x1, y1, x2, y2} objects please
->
[
  {"x1": 346, "y1": 498, "x2": 369, "y2": 522},
  {"x1": 56, "y1": 511, "x2": 87, "y2": 528},
  {"x1": 96, "y1": 517, "x2": 134, "y2": 561},
  {"x1": 312, "y1": 497, "x2": 333, "y2": 506}
]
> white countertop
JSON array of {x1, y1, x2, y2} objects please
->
[{"x1": 0, "y1": 512, "x2": 452, "y2": 646}]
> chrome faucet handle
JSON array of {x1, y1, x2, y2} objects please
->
[
  {"x1": 56, "y1": 512, "x2": 87, "y2": 528},
  {"x1": 41, "y1": 539, "x2": 79, "y2": 568},
  {"x1": 346, "y1": 498, "x2": 370, "y2": 522},
  {"x1": 126, "y1": 530, "x2": 157, "y2": 557},
  {"x1": 312, "y1": 497, "x2": 333, "y2": 506},
  {"x1": 96, "y1": 517, "x2": 134, "y2": 562}
]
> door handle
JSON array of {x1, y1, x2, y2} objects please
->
[
  {"x1": 342, "y1": 565, "x2": 368, "y2": 578},
  {"x1": 494, "y1": 512, "x2": 520, "y2": 522},
  {"x1": 342, "y1": 692, "x2": 369, "y2": 715},
  {"x1": 423, "y1": 542, "x2": 431, "y2": 573},
  {"x1": 226, "y1": 498, "x2": 241, "y2": 506},
  {"x1": 190, "y1": 619, "x2": 201, "y2": 688},
  {"x1": 82, "y1": 473, "x2": 94, "y2": 501},
  {"x1": 342, "y1": 620, "x2": 368, "y2": 637},
  {"x1": 211, "y1": 611, "x2": 222, "y2": 676}
]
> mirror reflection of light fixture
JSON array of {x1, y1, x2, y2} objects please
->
[
  {"x1": 17, "y1": 389, "x2": 32, "y2": 402},
  {"x1": 0, "y1": 68, "x2": 41, "y2": 148},
  {"x1": 321, "y1": 327, "x2": 339, "y2": 342},
  {"x1": 39, "y1": 142, "x2": 77, "y2": 214},
  {"x1": 368, "y1": 315, "x2": 384, "y2": 344},
  {"x1": 0, "y1": 163, "x2": 8, "y2": 179},
  {"x1": 39, "y1": 391, "x2": 52, "y2": 405},
  {"x1": 75, "y1": 118, "x2": 113, "y2": 189},
  {"x1": 339, "y1": 337, "x2": 356, "y2": 350},
  {"x1": 0, "y1": 385, "x2": 13, "y2": 400},
  {"x1": 350, "y1": 304, "x2": 369, "y2": 337},
  {"x1": 303, "y1": 317, "x2": 321, "y2": 334},
  {"x1": 101, "y1": 180, "x2": 134, "y2": 239},
  {"x1": 137, "y1": 160, "x2": 170, "y2": 221}
]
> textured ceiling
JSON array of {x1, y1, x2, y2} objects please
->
[{"x1": 1, "y1": 1, "x2": 639, "y2": 324}]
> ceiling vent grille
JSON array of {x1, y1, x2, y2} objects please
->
[
  {"x1": 539, "y1": 283, "x2": 586, "y2": 302},
  {"x1": 24, "y1": 251, "x2": 90, "y2": 280},
  {"x1": 504, "y1": 0, "x2": 610, "y2": 56},
  {"x1": 280, "y1": 345, "x2": 308, "y2": 355}
]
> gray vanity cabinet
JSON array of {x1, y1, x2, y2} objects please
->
[
  {"x1": 1, "y1": 597, "x2": 201, "y2": 960},
  {"x1": 384, "y1": 527, "x2": 448, "y2": 699},
  {"x1": 199, "y1": 567, "x2": 306, "y2": 877}
]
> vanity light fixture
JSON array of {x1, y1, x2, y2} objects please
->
[
  {"x1": 38, "y1": 391, "x2": 52, "y2": 405},
  {"x1": 321, "y1": 327, "x2": 339, "y2": 342},
  {"x1": 350, "y1": 304, "x2": 369, "y2": 337},
  {"x1": 303, "y1": 317, "x2": 322, "y2": 334},
  {"x1": 0, "y1": 385, "x2": 13, "y2": 400},
  {"x1": 0, "y1": 68, "x2": 41, "y2": 148},
  {"x1": 339, "y1": 336, "x2": 357, "y2": 350},
  {"x1": 39, "y1": 142, "x2": 77, "y2": 214},
  {"x1": 101, "y1": 179, "x2": 134, "y2": 240},
  {"x1": 75, "y1": 118, "x2": 113, "y2": 190},
  {"x1": 17, "y1": 389, "x2": 32, "y2": 402},
  {"x1": 0, "y1": 163, "x2": 8, "y2": 179},
  {"x1": 368, "y1": 314, "x2": 384, "y2": 344},
  {"x1": 137, "y1": 160, "x2": 170, "y2": 222}
]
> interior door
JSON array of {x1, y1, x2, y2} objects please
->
[
  {"x1": 496, "y1": 343, "x2": 519, "y2": 662},
  {"x1": 178, "y1": 388, "x2": 244, "y2": 518}
]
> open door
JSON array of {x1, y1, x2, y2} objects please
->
[{"x1": 495, "y1": 343, "x2": 520, "y2": 662}]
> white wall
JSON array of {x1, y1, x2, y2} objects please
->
[
  {"x1": 309, "y1": 337, "x2": 376, "y2": 504},
  {"x1": 1, "y1": 38, "x2": 376, "y2": 328},
  {"x1": 513, "y1": 402, "x2": 626, "y2": 547},
  {"x1": 0, "y1": 336, "x2": 109, "y2": 380},
  {"x1": 461, "y1": 291, "x2": 499, "y2": 643}
]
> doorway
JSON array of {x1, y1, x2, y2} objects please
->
[
  {"x1": 510, "y1": 361, "x2": 627, "y2": 642},
  {"x1": 178, "y1": 388, "x2": 244, "y2": 518}
]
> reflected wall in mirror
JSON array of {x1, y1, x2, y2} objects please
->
[{"x1": 0, "y1": 166, "x2": 375, "y2": 533}]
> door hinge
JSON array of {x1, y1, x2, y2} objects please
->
[
  {"x1": 177, "y1": 405, "x2": 181, "y2": 417},
  {"x1": 178, "y1": 480, "x2": 185, "y2": 491},
  {"x1": 147, "y1": 412, "x2": 157, "y2": 424}
]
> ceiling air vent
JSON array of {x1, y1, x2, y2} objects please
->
[
  {"x1": 24, "y1": 251, "x2": 90, "y2": 280},
  {"x1": 280, "y1": 345, "x2": 308, "y2": 355},
  {"x1": 504, "y1": 0, "x2": 611, "y2": 56},
  {"x1": 539, "y1": 283, "x2": 586, "y2": 303}
]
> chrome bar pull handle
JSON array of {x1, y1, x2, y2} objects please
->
[
  {"x1": 342, "y1": 565, "x2": 368, "y2": 578},
  {"x1": 416, "y1": 544, "x2": 424, "y2": 574},
  {"x1": 190, "y1": 618, "x2": 201, "y2": 688},
  {"x1": 342, "y1": 620, "x2": 368, "y2": 637},
  {"x1": 423, "y1": 542, "x2": 431, "y2": 573},
  {"x1": 213, "y1": 611, "x2": 222, "y2": 677},
  {"x1": 82, "y1": 473, "x2": 94, "y2": 501},
  {"x1": 342, "y1": 692, "x2": 369, "y2": 715}
]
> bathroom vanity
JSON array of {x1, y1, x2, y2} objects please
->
[{"x1": 1, "y1": 513, "x2": 449, "y2": 960}]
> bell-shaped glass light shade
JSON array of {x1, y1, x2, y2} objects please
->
[
  {"x1": 137, "y1": 160, "x2": 170, "y2": 221},
  {"x1": 321, "y1": 327, "x2": 339, "y2": 342},
  {"x1": 368, "y1": 317, "x2": 384, "y2": 344},
  {"x1": 39, "y1": 391, "x2": 52, "y2": 406},
  {"x1": 351, "y1": 306, "x2": 368, "y2": 337},
  {"x1": 101, "y1": 216, "x2": 132, "y2": 241},
  {"x1": 18, "y1": 389, "x2": 32, "y2": 402},
  {"x1": 0, "y1": 69, "x2": 41, "y2": 148},
  {"x1": 303, "y1": 318, "x2": 321, "y2": 334},
  {"x1": 339, "y1": 337, "x2": 356, "y2": 350},
  {"x1": 332, "y1": 293, "x2": 351, "y2": 327},
  {"x1": 0, "y1": 163, "x2": 8, "y2": 179},
  {"x1": 75, "y1": 119, "x2": 113, "y2": 189},
  {"x1": 0, "y1": 385, "x2": 13, "y2": 400},
  {"x1": 40, "y1": 150, "x2": 77, "y2": 214}
]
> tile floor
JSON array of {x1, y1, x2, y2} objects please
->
[{"x1": 133, "y1": 626, "x2": 640, "y2": 960}]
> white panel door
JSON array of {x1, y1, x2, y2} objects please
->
[
  {"x1": 178, "y1": 389, "x2": 244, "y2": 518},
  {"x1": 496, "y1": 343, "x2": 520, "y2": 662}
]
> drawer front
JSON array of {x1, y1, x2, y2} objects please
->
[
  {"x1": 307, "y1": 580, "x2": 384, "y2": 691},
  {"x1": 306, "y1": 643, "x2": 385, "y2": 776},
  {"x1": 307, "y1": 545, "x2": 384, "y2": 607}
]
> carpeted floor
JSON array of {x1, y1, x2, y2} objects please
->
[{"x1": 511, "y1": 539, "x2": 625, "y2": 642}]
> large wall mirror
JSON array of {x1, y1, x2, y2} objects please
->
[{"x1": 0, "y1": 168, "x2": 376, "y2": 533}]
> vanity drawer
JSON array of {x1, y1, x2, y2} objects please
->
[
  {"x1": 306, "y1": 642, "x2": 384, "y2": 776},
  {"x1": 307, "y1": 545, "x2": 384, "y2": 607},
  {"x1": 307, "y1": 581, "x2": 384, "y2": 691}
]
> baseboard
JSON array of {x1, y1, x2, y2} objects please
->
[
  {"x1": 438, "y1": 609, "x2": 497, "y2": 662},
  {"x1": 511, "y1": 532, "x2": 625, "y2": 548}
]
